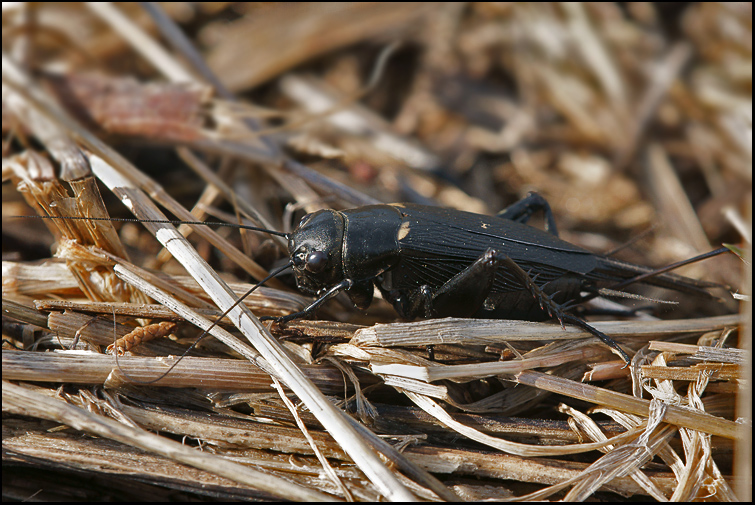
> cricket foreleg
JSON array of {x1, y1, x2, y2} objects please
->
[{"x1": 263, "y1": 279, "x2": 353, "y2": 324}]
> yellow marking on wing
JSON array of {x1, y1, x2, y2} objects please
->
[{"x1": 397, "y1": 221, "x2": 411, "y2": 241}]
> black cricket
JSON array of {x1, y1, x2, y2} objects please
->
[
  {"x1": 21, "y1": 192, "x2": 725, "y2": 366},
  {"x1": 275, "y1": 192, "x2": 722, "y2": 364}
]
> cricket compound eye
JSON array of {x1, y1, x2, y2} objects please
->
[{"x1": 305, "y1": 250, "x2": 328, "y2": 273}]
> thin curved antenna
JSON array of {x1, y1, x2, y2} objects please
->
[
  {"x1": 11, "y1": 214, "x2": 290, "y2": 238},
  {"x1": 112, "y1": 261, "x2": 294, "y2": 385}
]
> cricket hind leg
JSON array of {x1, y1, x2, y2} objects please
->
[
  {"x1": 499, "y1": 256, "x2": 632, "y2": 365},
  {"x1": 394, "y1": 248, "x2": 567, "y2": 321},
  {"x1": 390, "y1": 248, "x2": 504, "y2": 319},
  {"x1": 386, "y1": 248, "x2": 632, "y2": 364},
  {"x1": 496, "y1": 192, "x2": 559, "y2": 237},
  {"x1": 430, "y1": 249, "x2": 504, "y2": 317}
]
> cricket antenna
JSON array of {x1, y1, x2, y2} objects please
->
[
  {"x1": 112, "y1": 260, "x2": 295, "y2": 385},
  {"x1": 12, "y1": 214, "x2": 290, "y2": 238}
]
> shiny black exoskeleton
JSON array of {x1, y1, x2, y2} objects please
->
[{"x1": 282, "y1": 193, "x2": 718, "y2": 364}]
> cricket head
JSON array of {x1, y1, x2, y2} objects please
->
[{"x1": 288, "y1": 209, "x2": 346, "y2": 294}]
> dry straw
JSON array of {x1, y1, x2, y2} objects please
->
[{"x1": 3, "y1": 2, "x2": 749, "y2": 501}]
